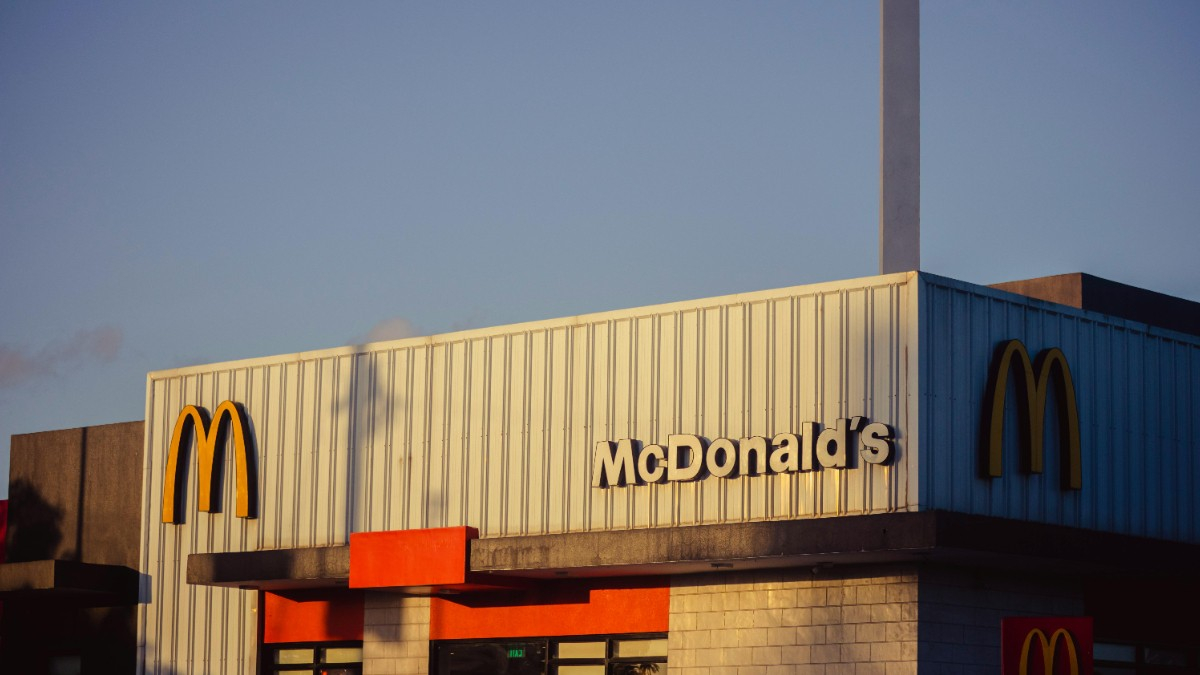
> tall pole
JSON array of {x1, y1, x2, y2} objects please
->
[{"x1": 880, "y1": 0, "x2": 920, "y2": 274}]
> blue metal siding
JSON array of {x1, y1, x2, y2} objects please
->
[{"x1": 919, "y1": 274, "x2": 1200, "y2": 542}]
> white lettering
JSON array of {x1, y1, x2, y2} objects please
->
[
  {"x1": 860, "y1": 422, "x2": 894, "y2": 464},
  {"x1": 739, "y1": 436, "x2": 768, "y2": 475},
  {"x1": 668, "y1": 434, "x2": 705, "y2": 482},
  {"x1": 638, "y1": 443, "x2": 668, "y2": 482},
  {"x1": 706, "y1": 438, "x2": 738, "y2": 478},
  {"x1": 817, "y1": 417, "x2": 864, "y2": 469},
  {"x1": 592, "y1": 416, "x2": 895, "y2": 488},
  {"x1": 592, "y1": 439, "x2": 637, "y2": 487},
  {"x1": 769, "y1": 433, "x2": 800, "y2": 473}
]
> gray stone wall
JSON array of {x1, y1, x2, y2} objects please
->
[
  {"x1": 669, "y1": 565, "x2": 919, "y2": 675},
  {"x1": 668, "y1": 564, "x2": 1085, "y2": 674},
  {"x1": 917, "y1": 567, "x2": 1085, "y2": 675}
]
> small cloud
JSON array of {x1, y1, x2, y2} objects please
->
[
  {"x1": 0, "y1": 325, "x2": 123, "y2": 388},
  {"x1": 88, "y1": 325, "x2": 122, "y2": 360},
  {"x1": 360, "y1": 317, "x2": 421, "y2": 344},
  {"x1": 448, "y1": 309, "x2": 488, "y2": 333}
]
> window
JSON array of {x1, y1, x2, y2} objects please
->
[
  {"x1": 434, "y1": 634, "x2": 667, "y2": 675},
  {"x1": 434, "y1": 641, "x2": 547, "y2": 675},
  {"x1": 268, "y1": 641, "x2": 363, "y2": 675},
  {"x1": 1095, "y1": 642, "x2": 1197, "y2": 675}
]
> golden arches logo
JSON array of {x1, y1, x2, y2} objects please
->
[
  {"x1": 1018, "y1": 628, "x2": 1080, "y2": 675},
  {"x1": 161, "y1": 400, "x2": 257, "y2": 524},
  {"x1": 984, "y1": 339, "x2": 1082, "y2": 490}
]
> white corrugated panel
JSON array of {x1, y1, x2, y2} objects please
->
[
  {"x1": 136, "y1": 272, "x2": 918, "y2": 673},
  {"x1": 918, "y1": 274, "x2": 1200, "y2": 542}
]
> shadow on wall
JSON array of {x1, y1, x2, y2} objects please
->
[
  {"x1": 337, "y1": 343, "x2": 431, "y2": 536},
  {"x1": 0, "y1": 479, "x2": 139, "y2": 673},
  {"x1": 6, "y1": 478, "x2": 65, "y2": 562},
  {"x1": 0, "y1": 591, "x2": 145, "y2": 673}
]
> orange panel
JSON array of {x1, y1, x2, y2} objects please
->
[
  {"x1": 350, "y1": 526, "x2": 477, "y2": 589},
  {"x1": 430, "y1": 577, "x2": 669, "y2": 640},
  {"x1": 262, "y1": 589, "x2": 364, "y2": 643}
]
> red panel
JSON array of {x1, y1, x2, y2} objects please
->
[
  {"x1": 430, "y1": 577, "x2": 669, "y2": 640},
  {"x1": 262, "y1": 589, "x2": 365, "y2": 643},
  {"x1": 1001, "y1": 616, "x2": 1093, "y2": 675},
  {"x1": 0, "y1": 500, "x2": 7, "y2": 563},
  {"x1": 0, "y1": 500, "x2": 6, "y2": 623},
  {"x1": 350, "y1": 526, "x2": 477, "y2": 589}
]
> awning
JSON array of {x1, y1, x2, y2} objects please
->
[
  {"x1": 188, "y1": 527, "x2": 527, "y2": 594},
  {"x1": 186, "y1": 513, "x2": 1200, "y2": 591},
  {"x1": 187, "y1": 545, "x2": 350, "y2": 590},
  {"x1": 0, "y1": 559, "x2": 139, "y2": 606}
]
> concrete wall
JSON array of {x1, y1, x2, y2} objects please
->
[
  {"x1": 363, "y1": 593, "x2": 430, "y2": 675},
  {"x1": 990, "y1": 272, "x2": 1200, "y2": 338},
  {"x1": 6, "y1": 421, "x2": 144, "y2": 566}
]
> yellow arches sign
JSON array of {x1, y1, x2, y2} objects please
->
[
  {"x1": 984, "y1": 339, "x2": 1082, "y2": 490},
  {"x1": 161, "y1": 400, "x2": 257, "y2": 524},
  {"x1": 1001, "y1": 617, "x2": 1092, "y2": 675},
  {"x1": 1016, "y1": 628, "x2": 1082, "y2": 675}
]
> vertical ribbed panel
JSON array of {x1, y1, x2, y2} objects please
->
[
  {"x1": 137, "y1": 273, "x2": 918, "y2": 673},
  {"x1": 919, "y1": 274, "x2": 1200, "y2": 542}
]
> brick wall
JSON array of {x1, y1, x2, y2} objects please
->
[
  {"x1": 363, "y1": 593, "x2": 430, "y2": 675},
  {"x1": 669, "y1": 565, "x2": 919, "y2": 675}
]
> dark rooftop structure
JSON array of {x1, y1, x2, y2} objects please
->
[{"x1": 991, "y1": 272, "x2": 1200, "y2": 338}]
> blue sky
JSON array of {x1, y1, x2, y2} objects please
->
[{"x1": 1, "y1": 1, "x2": 1198, "y2": 496}]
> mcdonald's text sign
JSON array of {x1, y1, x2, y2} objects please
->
[
  {"x1": 1002, "y1": 616, "x2": 1093, "y2": 675},
  {"x1": 162, "y1": 400, "x2": 257, "y2": 523}
]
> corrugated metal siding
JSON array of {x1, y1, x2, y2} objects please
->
[
  {"x1": 137, "y1": 274, "x2": 918, "y2": 673},
  {"x1": 919, "y1": 274, "x2": 1200, "y2": 542}
]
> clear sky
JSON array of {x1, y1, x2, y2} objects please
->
[{"x1": 1, "y1": 1, "x2": 1198, "y2": 496}]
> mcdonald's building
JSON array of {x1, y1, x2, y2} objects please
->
[{"x1": 1, "y1": 271, "x2": 1199, "y2": 674}]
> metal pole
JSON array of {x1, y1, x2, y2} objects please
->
[{"x1": 880, "y1": 0, "x2": 920, "y2": 274}]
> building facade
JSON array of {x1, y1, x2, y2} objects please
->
[{"x1": 4, "y1": 270, "x2": 1199, "y2": 674}]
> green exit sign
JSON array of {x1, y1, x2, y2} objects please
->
[{"x1": 507, "y1": 648, "x2": 525, "y2": 658}]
